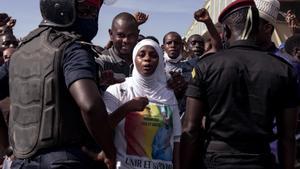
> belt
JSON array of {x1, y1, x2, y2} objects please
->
[{"x1": 206, "y1": 140, "x2": 271, "y2": 154}]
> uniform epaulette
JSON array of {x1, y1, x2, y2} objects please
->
[
  {"x1": 198, "y1": 52, "x2": 216, "y2": 61},
  {"x1": 92, "y1": 45, "x2": 105, "y2": 54},
  {"x1": 75, "y1": 41, "x2": 105, "y2": 57}
]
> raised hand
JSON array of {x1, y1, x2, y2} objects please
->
[
  {"x1": 104, "y1": 40, "x2": 113, "y2": 49},
  {"x1": 100, "y1": 70, "x2": 125, "y2": 86},
  {"x1": 167, "y1": 71, "x2": 187, "y2": 98},
  {"x1": 285, "y1": 10, "x2": 299, "y2": 34},
  {"x1": 194, "y1": 8, "x2": 211, "y2": 24},
  {"x1": 7, "y1": 18, "x2": 16, "y2": 29},
  {"x1": 133, "y1": 12, "x2": 149, "y2": 26}
]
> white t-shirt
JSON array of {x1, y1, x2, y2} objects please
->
[{"x1": 103, "y1": 82, "x2": 181, "y2": 169}]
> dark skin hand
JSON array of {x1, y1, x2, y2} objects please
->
[
  {"x1": 69, "y1": 79, "x2": 116, "y2": 169},
  {"x1": 81, "y1": 147, "x2": 114, "y2": 169},
  {"x1": 194, "y1": 8, "x2": 222, "y2": 51},
  {"x1": 167, "y1": 71, "x2": 188, "y2": 98},
  {"x1": 108, "y1": 97, "x2": 149, "y2": 128},
  {"x1": 182, "y1": 37, "x2": 192, "y2": 58},
  {"x1": 133, "y1": 12, "x2": 149, "y2": 26},
  {"x1": 104, "y1": 40, "x2": 113, "y2": 50},
  {"x1": 6, "y1": 18, "x2": 16, "y2": 29},
  {"x1": 100, "y1": 70, "x2": 125, "y2": 86},
  {"x1": 285, "y1": 10, "x2": 300, "y2": 34},
  {"x1": 194, "y1": 8, "x2": 211, "y2": 23}
]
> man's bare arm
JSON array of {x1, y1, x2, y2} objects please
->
[
  {"x1": 180, "y1": 97, "x2": 205, "y2": 169},
  {"x1": 108, "y1": 97, "x2": 148, "y2": 128},
  {"x1": 69, "y1": 79, "x2": 116, "y2": 161},
  {"x1": 194, "y1": 8, "x2": 222, "y2": 51},
  {"x1": 277, "y1": 107, "x2": 298, "y2": 169}
]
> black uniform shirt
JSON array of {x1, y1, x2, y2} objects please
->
[
  {"x1": 186, "y1": 40, "x2": 299, "y2": 148},
  {"x1": 63, "y1": 42, "x2": 98, "y2": 88}
]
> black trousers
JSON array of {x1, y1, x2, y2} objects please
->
[
  {"x1": 11, "y1": 147, "x2": 107, "y2": 169},
  {"x1": 204, "y1": 141, "x2": 275, "y2": 169}
]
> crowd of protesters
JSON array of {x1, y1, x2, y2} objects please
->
[{"x1": 1, "y1": 0, "x2": 300, "y2": 169}]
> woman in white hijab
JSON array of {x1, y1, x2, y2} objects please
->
[{"x1": 103, "y1": 39, "x2": 181, "y2": 169}]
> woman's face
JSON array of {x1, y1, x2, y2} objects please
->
[{"x1": 135, "y1": 45, "x2": 159, "y2": 76}]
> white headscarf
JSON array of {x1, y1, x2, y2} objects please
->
[{"x1": 127, "y1": 39, "x2": 177, "y2": 105}]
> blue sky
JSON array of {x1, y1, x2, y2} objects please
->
[{"x1": 1, "y1": 0, "x2": 205, "y2": 46}]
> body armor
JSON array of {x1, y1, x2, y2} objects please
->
[{"x1": 9, "y1": 27, "x2": 94, "y2": 158}]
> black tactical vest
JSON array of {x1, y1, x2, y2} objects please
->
[{"x1": 9, "y1": 27, "x2": 94, "y2": 158}]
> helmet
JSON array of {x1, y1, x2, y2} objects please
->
[
  {"x1": 40, "y1": 0, "x2": 102, "y2": 27},
  {"x1": 40, "y1": 0, "x2": 76, "y2": 27}
]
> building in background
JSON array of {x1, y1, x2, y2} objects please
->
[{"x1": 185, "y1": 0, "x2": 300, "y2": 46}]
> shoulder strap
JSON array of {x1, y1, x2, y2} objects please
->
[{"x1": 18, "y1": 27, "x2": 49, "y2": 47}]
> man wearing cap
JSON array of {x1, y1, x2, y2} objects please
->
[
  {"x1": 0, "y1": 0, "x2": 117, "y2": 169},
  {"x1": 255, "y1": 0, "x2": 300, "y2": 165},
  {"x1": 181, "y1": 0, "x2": 299, "y2": 169},
  {"x1": 255, "y1": 0, "x2": 282, "y2": 54}
]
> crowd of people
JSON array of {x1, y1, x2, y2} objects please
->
[{"x1": 0, "y1": 0, "x2": 300, "y2": 169}]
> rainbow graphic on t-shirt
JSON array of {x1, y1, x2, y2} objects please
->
[{"x1": 125, "y1": 103, "x2": 173, "y2": 161}]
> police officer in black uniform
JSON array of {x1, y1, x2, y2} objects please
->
[
  {"x1": 0, "y1": 0, "x2": 116, "y2": 168},
  {"x1": 180, "y1": 0, "x2": 299, "y2": 169}
]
